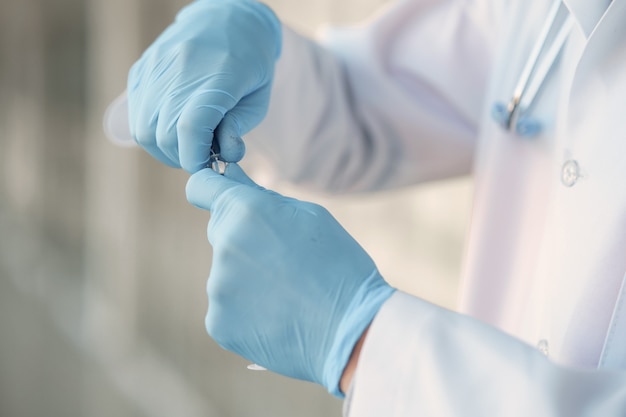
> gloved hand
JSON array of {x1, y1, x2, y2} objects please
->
[
  {"x1": 127, "y1": 0, "x2": 282, "y2": 172},
  {"x1": 186, "y1": 165, "x2": 396, "y2": 397}
]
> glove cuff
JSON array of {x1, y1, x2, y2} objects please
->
[{"x1": 323, "y1": 271, "x2": 396, "y2": 397}]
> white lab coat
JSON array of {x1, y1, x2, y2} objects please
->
[
  {"x1": 244, "y1": 0, "x2": 626, "y2": 414},
  {"x1": 104, "y1": 0, "x2": 626, "y2": 413}
]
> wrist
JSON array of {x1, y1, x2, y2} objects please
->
[
  {"x1": 324, "y1": 277, "x2": 394, "y2": 397},
  {"x1": 339, "y1": 326, "x2": 369, "y2": 395}
]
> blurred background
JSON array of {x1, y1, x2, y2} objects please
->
[{"x1": 0, "y1": 0, "x2": 472, "y2": 416}]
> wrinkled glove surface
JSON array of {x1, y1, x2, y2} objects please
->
[
  {"x1": 186, "y1": 164, "x2": 396, "y2": 396},
  {"x1": 128, "y1": 0, "x2": 282, "y2": 172}
]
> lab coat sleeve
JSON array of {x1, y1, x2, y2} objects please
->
[
  {"x1": 246, "y1": 0, "x2": 501, "y2": 193},
  {"x1": 345, "y1": 292, "x2": 626, "y2": 416}
]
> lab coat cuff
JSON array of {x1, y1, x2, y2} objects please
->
[{"x1": 345, "y1": 291, "x2": 436, "y2": 416}]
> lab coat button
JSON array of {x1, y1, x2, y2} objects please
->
[
  {"x1": 561, "y1": 160, "x2": 580, "y2": 187},
  {"x1": 537, "y1": 339, "x2": 550, "y2": 356}
]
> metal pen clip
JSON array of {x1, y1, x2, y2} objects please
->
[
  {"x1": 208, "y1": 150, "x2": 227, "y2": 174},
  {"x1": 207, "y1": 138, "x2": 227, "y2": 174},
  {"x1": 491, "y1": 0, "x2": 573, "y2": 137}
]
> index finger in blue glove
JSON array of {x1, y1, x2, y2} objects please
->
[
  {"x1": 130, "y1": 82, "x2": 182, "y2": 168},
  {"x1": 185, "y1": 163, "x2": 263, "y2": 209},
  {"x1": 177, "y1": 89, "x2": 234, "y2": 173},
  {"x1": 213, "y1": 83, "x2": 274, "y2": 163}
]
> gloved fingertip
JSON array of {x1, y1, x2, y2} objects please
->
[
  {"x1": 218, "y1": 135, "x2": 246, "y2": 163},
  {"x1": 160, "y1": 155, "x2": 183, "y2": 169},
  {"x1": 216, "y1": 116, "x2": 246, "y2": 162},
  {"x1": 223, "y1": 163, "x2": 258, "y2": 187},
  {"x1": 142, "y1": 144, "x2": 183, "y2": 169},
  {"x1": 185, "y1": 167, "x2": 225, "y2": 210},
  {"x1": 182, "y1": 158, "x2": 211, "y2": 175}
]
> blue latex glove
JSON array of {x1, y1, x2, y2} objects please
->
[
  {"x1": 127, "y1": 0, "x2": 282, "y2": 172},
  {"x1": 186, "y1": 165, "x2": 396, "y2": 396}
]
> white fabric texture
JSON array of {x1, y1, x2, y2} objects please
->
[
  {"x1": 349, "y1": 292, "x2": 626, "y2": 416},
  {"x1": 247, "y1": 0, "x2": 500, "y2": 192},
  {"x1": 244, "y1": 0, "x2": 626, "y2": 414}
]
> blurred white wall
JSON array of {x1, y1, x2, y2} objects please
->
[{"x1": 0, "y1": 0, "x2": 472, "y2": 416}]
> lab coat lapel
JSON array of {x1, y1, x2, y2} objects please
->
[
  {"x1": 568, "y1": 0, "x2": 626, "y2": 97},
  {"x1": 563, "y1": 0, "x2": 613, "y2": 37},
  {"x1": 564, "y1": 0, "x2": 626, "y2": 142},
  {"x1": 600, "y1": 274, "x2": 626, "y2": 369},
  {"x1": 562, "y1": 0, "x2": 626, "y2": 370}
]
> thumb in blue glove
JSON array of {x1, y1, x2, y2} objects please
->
[{"x1": 186, "y1": 165, "x2": 396, "y2": 396}]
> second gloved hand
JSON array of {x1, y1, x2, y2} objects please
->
[
  {"x1": 186, "y1": 165, "x2": 396, "y2": 396},
  {"x1": 127, "y1": 0, "x2": 282, "y2": 172}
]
